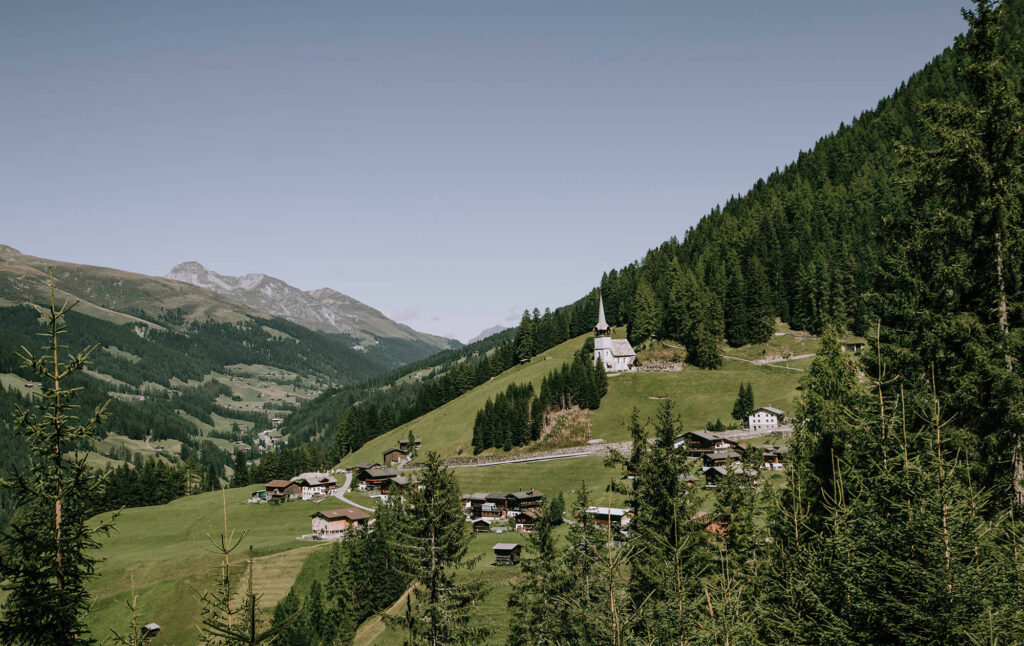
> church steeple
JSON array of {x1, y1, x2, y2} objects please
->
[{"x1": 595, "y1": 295, "x2": 610, "y2": 336}]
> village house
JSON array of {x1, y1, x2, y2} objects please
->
[
  {"x1": 265, "y1": 480, "x2": 302, "y2": 502},
  {"x1": 493, "y1": 543, "x2": 522, "y2": 566},
  {"x1": 382, "y1": 447, "x2": 409, "y2": 466},
  {"x1": 677, "y1": 431, "x2": 741, "y2": 456},
  {"x1": 704, "y1": 463, "x2": 760, "y2": 488},
  {"x1": 506, "y1": 489, "x2": 544, "y2": 511},
  {"x1": 702, "y1": 451, "x2": 742, "y2": 468},
  {"x1": 585, "y1": 506, "x2": 633, "y2": 528},
  {"x1": 461, "y1": 492, "x2": 489, "y2": 517},
  {"x1": 470, "y1": 517, "x2": 494, "y2": 533},
  {"x1": 481, "y1": 501, "x2": 504, "y2": 519},
  {"x1": 513, "y1": 509, "x2": 540, "y2": 532},
  {"x1": 398, "y1": 438, "x2": 422, "y2": 451},
  {"x1": 248, "y1": 489, "x2": 268, "y2": 503},
  {"x1": 358, "y1": 467, "x2": 400, "y2": 492},
  {"x1": 380, "y1": 475, "x2": 415, "y2": 499},
  {"x1": 678, "y1": 474, "x2": 699, "y2": 489},
  {"x1": 311, "y1": 508, "x2": 371, "y2": 539},
  {"x1": 593, "y1": 296, "x2": 637, "y2": 372},
  {"x1": 840, "y1": 338, "x2": 866, "y2": 353},
  {"x1": 761, "y1": 444, "x2": 789, "y2": 470},
  {"x1": 748, "y1": 406, "x2": 785, "y2": 431},
  {"x1": 291, "y1": 473, "x2": 338, "y2": 500}
]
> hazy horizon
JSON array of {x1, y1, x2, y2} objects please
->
[{"x1": 1, "y1": 1, "x2": 968, "y2": 342}]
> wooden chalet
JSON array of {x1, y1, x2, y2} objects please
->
[
  {"x1": 398, "y1": 438, "x2": 422, "y2": 451},
  {"x1": 704, "y1": 463, "x2": 759, "y2": 488},
  {"x1": 679, "y1": 431, "x2": 741, "y2": 456},
  {"x1": 585, "y1": 506, "x2": 633, "y2": 528},
  {"x1": 461, "y1": 492, "x2": 488, "y2": 516},
  {"x1": 678, "y1": 474, "x2": 699, "y2": 489},
  {"x1": 382, "y1": 447, "x2": 409, "y2": 466},
  {"x1": 265, "y1": 480, "x2": 302, "y2": 502},
  {"x1": 513, "y1": 509, "x2": 540, "y2": 532},
  {"x1": 381, "y1": 475, "x2": 413, "y2": 497},
  {"x1": 352, "y1": 461, "x2": 380, "y2": 473},
  {"x1": 470, "y1": 517, "x2": 493, "y2": 533},
  {"x1": 507, "y1": 489, "x2": 544, "y2": 510},
  {"x1": 761, "y1": 444, "x2": 789, "y2": 470},
  {"x1": 359, "y1": 467, "x2": 400, "y2": 491},
  {"x1": 311, "y1": 508, "x2": 371, "y2": 539},
  {"x1": 702, "y1": 451, "x2": 742, "y2": 468},
  {"x1": 493, "y1": 543, "x2": 522, "y2": 565},
  {"x1": 481, "y1": 502, "x2": 504, "y2": 519}
]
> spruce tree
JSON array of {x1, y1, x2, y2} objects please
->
[
  {"x1": 879, "y1": 0, "x2": 1024, "y2": 505},
  {"x1": 392, "y1": 452, "x2": 489, "y2": 645},
  {"x1": 0, "y1": 280, "x2": 115, "y2": 645},
  {"x1": 629, "y1": 278, "x2": 660, "y2": 344}
]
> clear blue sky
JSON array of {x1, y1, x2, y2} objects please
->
[{"x1": 1, "y1": 1, "x2": 968, "y2": 342}]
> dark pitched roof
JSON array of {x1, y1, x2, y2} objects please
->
[
  {"x1": 313, "y1": 507, "x2": 371, "y2": 521},
  {"x1": 266, "y1": 480, "x2": 295, "y2": 488},
  {"x1": 509, "y1": 489, "x2": 544, "y2": 500},
  {"x1": 365, "y1": 467, "x2": 400, "y2": 479}
]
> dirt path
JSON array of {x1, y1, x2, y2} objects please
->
[{"x1": 354, "y1": 586, "x2": 414, "y2": 645}]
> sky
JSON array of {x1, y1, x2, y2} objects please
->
[{"x1": 0, "y1": 1, "x2": 969, "y2": 342}]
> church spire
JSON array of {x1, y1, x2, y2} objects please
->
[{"x1": 595, "y1": 294, "x2": 610, "y2": 334}]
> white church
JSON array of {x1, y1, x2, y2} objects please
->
[{"x1": 593, "y1": 296, "x2": 637, "y2": 372}]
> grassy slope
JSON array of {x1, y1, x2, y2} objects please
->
[
  {"x1": 86, "y1": 487, "x2": 337, "y2": 645},
  {"x1": 342, "y1": 334, "x2": 589, "y2": 465},
  {"x1": 87, "y1": 329, "x2": 815, "y2": 643},
  {"x1": 344, "y1": 329, "x2": 814, "y2": 464},
  {"x1": 590, "y1": 356, "x2": 807, "y2": 442}
]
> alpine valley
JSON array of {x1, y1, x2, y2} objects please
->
[{"x1": 2, "y1": 2, "x2": 1024, "y2": 646}]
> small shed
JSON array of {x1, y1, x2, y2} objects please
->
[
  {"x1": 471, "y1": 517, "x2": 493, "y2": 533},
  {"x1": 493, "y1": 543, "x2": 521, "y2": 565},
  {"x1": 141, "y1": 623, "x2": 161, "y2": 639},
  {"x1": 382, "y1": 447, "x2": 409, "y2": 466}
]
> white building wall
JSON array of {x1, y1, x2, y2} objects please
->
[{"x1": 748, "y1": 412, "x2": 779, "y2": 431}]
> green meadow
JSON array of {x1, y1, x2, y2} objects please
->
[{"x1": 86, "y1": 487, "x2": 337, "y2": 645}]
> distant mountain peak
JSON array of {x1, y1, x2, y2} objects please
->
[
  {"x1": 468, "y1": 325, "x2": 507, "y2": 344},
  {"x1": 0, "y1": 245, "x2": 23, "y2": 259},
  {"x1": 165, "y1": 262, "x2": 456, "y2": 352}
]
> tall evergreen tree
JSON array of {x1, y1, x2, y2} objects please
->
[
  {"x1": 628, "y1": 279, "x2": 660, "y2": 345},
  {"x1": 878, "y1": 0, "x2": 1024, "y2": 505},
  {"x1": 392, "y1": 452, "x2": 489, "y2": 645},
  {"x1": 0, "y1": 282, "x2": 115, "y2": 645}
]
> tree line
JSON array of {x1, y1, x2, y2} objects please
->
[{"x1": 472, "y1": 342, "x2": 609, "y2": 453}]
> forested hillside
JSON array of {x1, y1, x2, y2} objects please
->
[{"x1": 289, "y1": 0, "x2": 1024, "y2": 458}]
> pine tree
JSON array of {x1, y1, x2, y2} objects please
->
[
  {"x1": 731, "y1": 383, "x2": 748, "y2": 424},
  {"x1": 505, "y1": 499, "x2": 567, "y2": 646},
  {"x1": 629, "y1": 278, "x2": 660, "y2": 344},
  {"x1": 324, "y1": 541, "x2": 357, "y2": 645},
  {"x1": 515, "y1": 311, "x2": 534, "y2": 363},
  {"x1": 879, "y1": 0, "x2": 1024, "y2": 505},
  {"x1": 0, "y1": 279, "x2": 115, "y2": 645},
  {"x1": 391, "y1": 452, "x2": 490, "y2": 645}
]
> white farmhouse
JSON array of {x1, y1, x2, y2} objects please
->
[
  {"x1": 593, "y1": 296, "x2": 637, "y2": 372},
  {"x1": 292, "y1": 472, "x2": 338, "y2": 500},
  {"x1": 748, "y1": 406, "x2": 785, "y2": 431}
]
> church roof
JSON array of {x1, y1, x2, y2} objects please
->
[
  {"x1": 610, "y1": 339, "x2": 635, "y2": 357},
  {"x1": 595, "y1": 295, "x2": 610, "y2": 332}
]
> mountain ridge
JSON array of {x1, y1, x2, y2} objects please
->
[{"x1": 166, "y1": 261, "x2": 457, "y2": 354}]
